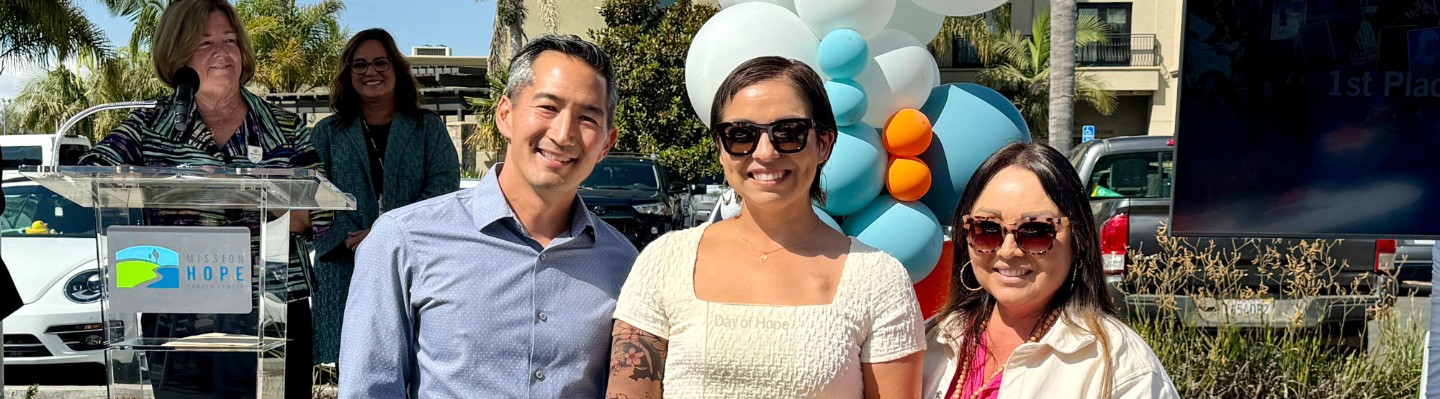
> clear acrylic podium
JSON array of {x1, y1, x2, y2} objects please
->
[{"x1": 20, "y1": 166, "x2": 355, "y2": 398}]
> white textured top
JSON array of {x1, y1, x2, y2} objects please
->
[{"x1": 614, "y1": 224, "x2": 926, "y2": 399}]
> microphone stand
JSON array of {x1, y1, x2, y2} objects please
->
[{"x1": 50, "y1": 100, "x2": 160, "y2": 170}]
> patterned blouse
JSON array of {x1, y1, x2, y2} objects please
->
[{"x1": 79, "y1": 88, "x2": 328, "y2": 299}]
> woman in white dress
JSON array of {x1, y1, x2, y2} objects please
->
[{"x1": 605, "y1": 56, "x2": 925, "y2": 399}]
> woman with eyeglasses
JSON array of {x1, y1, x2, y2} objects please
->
[
  {"x1": 309, "y1": 28, "x2": 459, "y2": 367},
  {"x1": 606, "y1": 56, "x2": 924, "y2": 398},
  {"x1": 921, "y1": 142, "x2": 1177, "y2": 399}
]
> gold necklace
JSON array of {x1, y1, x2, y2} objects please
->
[
  {"x1": 733, "y1": 220, "x2": 821, "y2": 263},
  {"x1": 951, "y1": 310, "x2": 1061, "y2": 399}
]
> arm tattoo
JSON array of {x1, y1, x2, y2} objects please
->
[{"x1": 610, "y1": 321, "x2": 669, "y2": 382}]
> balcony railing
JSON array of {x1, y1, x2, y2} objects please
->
[{"x1": 933, "y1": 33, "x2": 1159, "y2": 68}]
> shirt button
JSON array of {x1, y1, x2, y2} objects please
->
[
  {"x1": 537, "y1": 311, "x2": 548, "y2": 322},
  {"x1": 533, "y1": 370, "x2": 545, "y2": 381},
  {"x1": 539, "y1": 253, "x2": 546, "y2": 261}
]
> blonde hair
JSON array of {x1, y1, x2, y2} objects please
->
[{"x1": 151, "y1": 0, "x2": 255, "y2": 86}]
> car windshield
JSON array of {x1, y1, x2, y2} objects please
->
[
  {"x1": 2, "y1": 185, "x2": 97, "y2": 237},
  {"x1": 582, "y1": 160, "x2": 660, "y2": 190}
]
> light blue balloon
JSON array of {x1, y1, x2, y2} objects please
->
[
  {"x1": 841, "y1": 196, "x2": 944, "y2": 283},
  {"x1": 817, "y1": 28, "x2": 868, "y2": 79},
  {"x1": 825, "y1": 79, "x2": 868, "y2": 126},
  {"x1": 812, "y1": 203, "x2": 842, "y2": 232},
  {"x1": 918, "y1": 83, "x2": 1030, "y2": 224},
  {"x1": 819, "y1": 122, "x2": 884, "y2": 216}
]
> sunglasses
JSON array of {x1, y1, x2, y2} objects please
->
[
  {"x1": 349, "y1": 58, "x2": 392, "y2": 74},
  {"x1": 711, "y1": 118, "x2": 814, "y2": 156},
  {"x1": 962, "y1": 215, "x2": 1068, "y2": 255}
]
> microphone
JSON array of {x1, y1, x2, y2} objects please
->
[{"x1": 171, "y1": 66, "x2": 199, "y2": 133}]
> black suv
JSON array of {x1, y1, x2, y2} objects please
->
[{"x1": 580, "y1": 154, "x2": 698, "y2": 248}]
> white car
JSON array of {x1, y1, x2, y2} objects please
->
[{"x1": 2, "y1": 178, "x2": 111, "y2": 366}]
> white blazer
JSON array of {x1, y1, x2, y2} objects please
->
[{"x1": 921, "y1": 311, "x2": 1180, "y2": 399}]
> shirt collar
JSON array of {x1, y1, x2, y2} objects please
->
[
  {"x1": 932, "y1": 309, "x2": 1098, "y2": 356},
  {"x1": 468, "y1": 163, "x2": 597, "y2": 243}
]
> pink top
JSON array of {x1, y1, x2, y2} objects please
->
[{"x1": 944, "y1": 335, "x2": 1003, "y2": 399}]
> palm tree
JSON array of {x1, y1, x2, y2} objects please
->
[
  {"x1": 13, "y1": 48, "x2": 166, "y2": 140},
  {"x1": 14, "y1": 65, "x2": 91, "y2": 136},
  {"x1": 237, "y1": 0, "x2": 347, "y2": 93},
  {"x1": 0, "y1": 0, "x2": 113, "y2": 76},
  {"x1": 107, "y1": 0, "x2": 166, "y2": 52},
  {"x1": 977, "y1": 10, "x2": 1115, "y2": 144},
  {"x1": 931, "y1": 4, "x2": 1011, "y2": 68},
  {"x1": 1048, "y1": 0, "x2": 1078, "y2": 153},
  {"x1": 487, "y1": 0, "x2": 525, "y2": 79},
  {"x1": 465, "y1": 66, "x2": 509, "y2": 169}
]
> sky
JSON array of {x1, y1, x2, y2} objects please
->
[{"x1": 0, "y1": 0, "x2": 497, "y2": 101}]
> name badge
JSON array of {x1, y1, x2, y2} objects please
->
[{"x1": 247, "y1": 145, "x2": 263, "y2": 163}]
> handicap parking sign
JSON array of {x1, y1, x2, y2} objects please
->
[{"x1": 1082, "y1": 125, "x2": 1096, "y2": 143}]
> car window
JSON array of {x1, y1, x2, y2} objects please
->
[
  {"x1": 582, "y1": 161, "x2": 660, "y2": 190},
  {"x1": 1, "y1": 145, "x2": 43, "y2": 171},
  {"x1": 1087, "y1": 151, "x2": 1173, "y2": 199},
  {"x1": 2, "y1": 185, "x2": 97, "y2": 237},
  {"x1": 58, "y1": 144, "x2": 88, "y2": 166}
]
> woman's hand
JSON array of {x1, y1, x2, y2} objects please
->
[{"x1": 345, "y1": 228, "x2": 371, "y2": 251}]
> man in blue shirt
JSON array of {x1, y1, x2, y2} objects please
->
[{"x1": 339, "y1": 34, "x2": 638, "y2": 398}]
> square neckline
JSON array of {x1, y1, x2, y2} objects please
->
[{"x1": 687, "y1": 222, "x2": 859, "y2": 308}]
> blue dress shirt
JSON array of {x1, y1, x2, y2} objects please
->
[{"x1": 339, "y1": 164, "x2": 638, "y2": 398}]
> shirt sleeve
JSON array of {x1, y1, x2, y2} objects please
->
[
  {"x1": 859, "y1": 252, "x2": 926, "y2": 363},
  {"x1": 1111, "y1": 370, "x2": 1181, "y2": 399},
  {"x1": 612, "y1": 234, "x2": 674, "y2": 339},
  {"x1": 79, "y1": 108, "x2": 154, "y2": 166},
  {"x1": 338, "y1": 214, "x2": 416, "y2": 397}
]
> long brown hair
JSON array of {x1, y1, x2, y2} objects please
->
[
  {"x1": 328, "y1": 28, "x2": 423, "y2": 129},
  {"x1": 935, "y1": 142, "x2": 1119, "y2": 395}
]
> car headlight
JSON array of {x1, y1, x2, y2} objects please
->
[
  {"x1": 64, "y1": 270, "x2": 103, "y2": 304},
  {"x1": 632, "y1": 202, "x2": 670, "y2": 215}
]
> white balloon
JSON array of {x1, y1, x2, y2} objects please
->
[
  {"x1": 686, "y1": 3, "x2": 819, "y2": 123},
  {"x1": 717, "y1": 0, "x2": 794, "y2": 11},
  {"x1": 794, "y1": 0, "x2": 897, "y2": 39},
  {"x1": 911, "y1": 0, "x2": 1006, "y2": 17},
  {"x1": 884, "y1": 0, "x2": 945, "y2": 44},
  {"x1": 854, "y1": 29, "x2": 941, "y2": 127}
]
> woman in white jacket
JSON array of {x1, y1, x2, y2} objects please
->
[{"x1": 922, "y1": 142, "x2": 1179, "y2": 399}]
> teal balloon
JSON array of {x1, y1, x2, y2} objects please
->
[
  {"x1": 825, "y1": 79, "x2": 868, "y2": 126},
  {"x1": 819, "y1": 122, "x2": 884, "y2": 216},
  {"x1": 813, "y1": 203, "x2": 842, "y2": 232},
  {"x1": 841, "y1": 196, "x2": 943, "y2": 283},
  {"x1": 817, "y1": 28, "x2": 868, "y2": 79},
  {"x1": 918, "y1": 83, "x2": 1029, "y2": 224}
]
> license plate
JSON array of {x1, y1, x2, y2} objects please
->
[{"x1": 1223, "y1": 299, "x2": 1274, "y2": 318}]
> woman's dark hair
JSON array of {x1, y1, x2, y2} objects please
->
[
  {"x1": 328, "y1": 28, "x2": 423, "y2": 129},
  {"x1": 934, "y1": 141, "x2": 1119, "y2": 394},
  {"x1": 709, "y1": 56, "x2": 837, "y2": 205}
]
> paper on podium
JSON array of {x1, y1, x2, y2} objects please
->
[{"x1": 160, "y1": 333, "x2": 259, "y2": 348}]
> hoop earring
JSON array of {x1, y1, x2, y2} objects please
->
[{"x1": 959, "y1": 261, "x2": 984, "y2": 292}]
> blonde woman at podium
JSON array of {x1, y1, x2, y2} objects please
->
[
  {"x1": 78, "y1": 0, "x2": 325, "y2": 396},
  {"x1": 309, "y1": 28, "x2": 460, "y2": 370}
]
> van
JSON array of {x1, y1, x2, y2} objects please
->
[{"x1": 0, "y1": 134, "x2": 92, "y2": 176}]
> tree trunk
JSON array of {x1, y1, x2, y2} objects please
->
[{"x1": 1048, "y1": 0, "x2": 1077, "y2": 153}]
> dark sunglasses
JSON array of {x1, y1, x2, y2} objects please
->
[
  {"x1": 962, "y1": 215, "x2": 1068, "y2": 255},
  {"x1": 349, "y1": 58, "x2": 392, "y2": 74},
  {"x1": 711, "y1": 118, "x2": 814, "y2": 156}
]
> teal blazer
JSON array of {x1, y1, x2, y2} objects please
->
[{"x1": 310, "y1": 111, "x2": 460, "y2": 261}]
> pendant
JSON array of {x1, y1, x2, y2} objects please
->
[{"x1": 759, "y1": 254, "x2": 768, "y2": 263}]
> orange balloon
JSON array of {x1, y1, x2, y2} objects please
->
[
  {"x1": 913, "y1": 240, "x2": 954, "y2": 320},
  {"x1": 887, "y1": 156, "x2": 932, "y2": 202},
  {"x1": 882, "y1": 109, "x2": 933, "y2": 157}
]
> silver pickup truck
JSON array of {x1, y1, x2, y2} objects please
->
[{"x1": 1070, "y1": 136, "x2": 1396, "y2": 338}]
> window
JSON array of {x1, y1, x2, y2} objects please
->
[
  {"x1": 2, "y1": 185, "x2": 96, "y2": 237},
  {"x1": 1087, "y1": 151, "x2": 1173, "y2": 199},
  {"x1": 1, "y1": 145, "x2": 42, "y2": 170},
  {"x1": 1079, "y1": 3, "x2": 1134, "y2": 66},
  {"x1": 581, "y1": 161, "x2": 661, "y2": 190}
]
